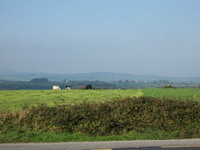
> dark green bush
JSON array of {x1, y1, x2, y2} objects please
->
[{"x1": 1, "y1": 97, "x2": 200, "y2": 138}]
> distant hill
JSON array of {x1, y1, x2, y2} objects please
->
[{"x1": 0, "y1": 72, "x2": 200, "y2": 83}]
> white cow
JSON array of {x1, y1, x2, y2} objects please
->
[{"x1": 53, "y1": 86, "x2": 61, "y2": 90}]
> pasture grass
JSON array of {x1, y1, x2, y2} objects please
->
[
  {"x1": 0, "y1": 89, "x2": 199, "y2": 113},
  {"x1": 0, "y1": 89, "x2": 143, "y2": 112},
  {"x1": 142, "y1": 88, "x2": 200, "y2": 101}
]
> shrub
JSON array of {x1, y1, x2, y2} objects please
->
[{"x1": 1, "y1": 97, "x2": 200, "y2": 138}]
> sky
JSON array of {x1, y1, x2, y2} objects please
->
[{"x1": 0, "y1": 0, "x2": 200, "y2": 77}]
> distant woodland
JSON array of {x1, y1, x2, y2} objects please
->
[{"x1": 0, "y1": 78, "x2": 199, "y2": 90}]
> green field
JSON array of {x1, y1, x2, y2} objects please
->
[
  {"x1": 0, "y1": 88, "x2": 199, "y2": 113},
  {"x1": 142, "y1": 88, "x2": 200, "y2": 100},
  {"x1": 0, "y1": 88, "x2": 200, "y2": 143}
]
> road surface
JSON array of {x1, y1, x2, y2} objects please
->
[{"x1": 0, "y1": 139, "x2": 200, "y2": 150}]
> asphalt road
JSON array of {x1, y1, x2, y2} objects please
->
[
  {"x1": 112, "y1": 146, "x2": 200, "y2": 150},
  {"x1": 0, "y1": 139, "x2": 200, "y2": 150}
]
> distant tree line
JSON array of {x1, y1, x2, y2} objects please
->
[
  {"x1": 0, "y1": 79, "x2": 116, "y2": 90},
  {"x1": 30, "y1": 78, "x2": 48, "y2": 83},
  {"x1": 0, "y1": 78, "x2": 199, "y2": 90},
  {"x1": 118, "y1": 80, "x2": 135, "y2": 83}
]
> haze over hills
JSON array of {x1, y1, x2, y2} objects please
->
[
  {"x1": 0, "y1": 72, "x2": 200, "y2": 83},
  {"x1": 1, "y1": 1, "x2": 200, "y2": 85}
]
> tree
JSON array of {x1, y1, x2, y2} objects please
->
[
  {"x1": 30, "y1": 78, "x2": 48, "y2": 83},
  {"x1": 118, "y1": 80, "x2": 123, "y2": 83},
  {"x1": 124, "y1": 80, "x2": 130, "y2": 83}
]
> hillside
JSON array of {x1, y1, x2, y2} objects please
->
[{"x1": 0, "y1": 72, "x2": 200, "y2": 83}]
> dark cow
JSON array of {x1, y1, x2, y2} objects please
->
[{"x1": 86, "y1": 85, "x2": 92, "y2": 89}]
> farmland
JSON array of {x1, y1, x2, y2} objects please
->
[
  {"x1": 0, "y1": 89, "x2": 142, "y2": 112},
  {"x1": 0, "y1": 88, "x2": 200, "y2": 143},
  {"x1": 0, "y1": 89, "x2": 199, "y2": 113}
]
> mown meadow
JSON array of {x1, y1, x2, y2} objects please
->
[
  {"x1": 0, "y1": 88, "x2": 199, "y2": 113},
  {"x1": 0, "y1": 88, "x2": 200, "y2": 143},
  {"x1": 0, "y1": 89, "x2": 143, "y2": 113}
]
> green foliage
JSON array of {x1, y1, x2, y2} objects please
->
[
  {"x1": 198, "y1": 85, "x2": 200, "y2": 89},
  {"x1": 1, "y1": 97, "x2": 200, "y2": 139},
  {"x1": 0, "y1": 129, "x2": 189, "y2": 143},
  {"x1": 30, "y1": 78, "x2": 48, "y2": 83}
]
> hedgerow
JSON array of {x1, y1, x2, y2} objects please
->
[{"x1": 1, "y1": 97, "x2": 200, "y2": 138}]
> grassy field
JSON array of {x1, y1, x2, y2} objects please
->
[
  {"x1": 0, "y1": 88, "x2": 200, "y2": 143},
  {"x1": 142, "y1": 88, "x2": 200, "y2": 100},
  {"x1": 0, "y1": 88, "x2": 199, "y2": 112},
  {"x1": 0, "y1": 89, "x2": 143, "y2": 112}
]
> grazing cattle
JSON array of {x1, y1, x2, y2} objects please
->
[
  {"x1": 86, "y1": 85, "x2": 92, "y2": 89},
  {"x1": 65, "y1": 85, "x2": 71, "y2": 90},
  {"x1": 53, "y1": 86, "x2": 61, "y2": 90}
]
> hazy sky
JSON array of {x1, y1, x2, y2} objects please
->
[{"x1": 0, "y1": 0, "x2": 200, "y2": 77}]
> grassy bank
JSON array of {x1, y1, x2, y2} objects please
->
[{"x1": 0, "y1": 129, "x2": 194, "y2": 143}]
